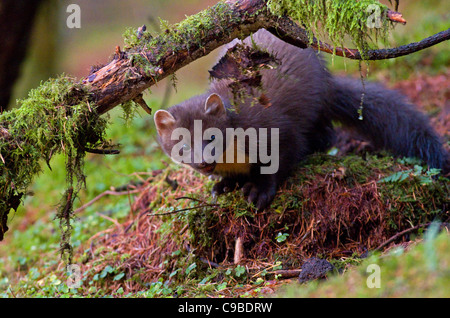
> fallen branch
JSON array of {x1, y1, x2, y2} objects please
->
[
  {"x1": 74, "y1": 189, "x2": 143, "y2": 214},
  {"x1": 86, "y1": 0, "x2": 436, "y2": 116},
  {"x1": 310, "y1": 28, "x2": 450, "y2": 60},
  {"x1": 147, "y1": 204, "x2": 220, "y2": 216},
  {"x1": 375, "y1": 222, "x2": 450, "y2": 252}
]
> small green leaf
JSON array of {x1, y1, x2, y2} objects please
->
[
  {"x1": 185, "y1": 262, "x2": 197, "y2": 275},
  {"x1": 113, "y1": 272, "x2": 125, "y2": 281},
  {"x1": 235, "y1": 265, "x2": 246, "y2": 277},
  {"x1": 276, "y1": 232, "x2": 289, "y2": 243}
]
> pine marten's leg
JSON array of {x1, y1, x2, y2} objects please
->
[
  {"x1": 212, "y1": 175, "x2": 249, "y2": 196},
  {"x1": 242, "y1": 174, "x2": 278, "y2": 210}
]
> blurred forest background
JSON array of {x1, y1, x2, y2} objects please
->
[{"x1": 0, "y1": 0, "x2": 448, "y2": 297}]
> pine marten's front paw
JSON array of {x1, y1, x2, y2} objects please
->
[
  {"x1": 242, "y1": 182, "x2": 276, "y2": 210},
  {"x1": 212, "y1": 177, "x2": 241, "y2": 196}
]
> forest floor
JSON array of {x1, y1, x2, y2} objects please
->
[{"x1": 0, "y1": 67, "x2": 448, "y2": 298}]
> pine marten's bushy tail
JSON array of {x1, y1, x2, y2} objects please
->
[{"x1": 328, "y1": 77, "x2": 449, "y2": 173}]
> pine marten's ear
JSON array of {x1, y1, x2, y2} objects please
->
[
  {"x1": 205, "y1": 93, "x2": 226, "y2": 116},
  {"x1": 154, "y1": 110, "x2": 176, "y2": 137}
]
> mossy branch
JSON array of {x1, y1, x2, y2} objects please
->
[
  {"x1": 86, "y1": 0, "x2": 448, "y2": 115},
  {"x1": 308, "y1": 28, "x2": 450, "y2": 60}
]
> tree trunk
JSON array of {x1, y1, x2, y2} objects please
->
[{"x1": 0, "y1": 0, "x2": 44, "y2": 111}]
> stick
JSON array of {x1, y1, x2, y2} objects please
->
[
  {"x1": 374, "y1": 222, "x2": 431, "y2": 251},
  {"x1": 234, "y1": 236, "x2": 244, "y2": 264},
  {"x1": 310, "y1": 28, "x2": 450, "y2": 60},
  {"x1": 73, "y1": 189, "x2": 142, "y2": 214},
  {"x1": 148, "y1": 204, "x2": 219, "y2": 216}
]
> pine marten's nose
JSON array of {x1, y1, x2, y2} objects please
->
[
  {"x1": 197, "y1": 161, "x2": 208, "y2": 169},
  {"x1": 192, "y1": 161, "x2": 215, "y2": 175}
]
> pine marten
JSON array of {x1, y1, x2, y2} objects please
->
[{"x1": 154, "y1": 29, "x2": 449, "y2": 210}]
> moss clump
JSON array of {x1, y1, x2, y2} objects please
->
[
  {"x1": 123, "y1": 2, "x2": 228, "y2": 51},
  {"x1": 267, "y1": 0, "x2": 391, "y2": 56},
  {"x1": 122, "y1": 0, "x2": 238, "y2": 72},
  {"x1": 181, "y1": 153, "x2": 449, "y2": 264},
  {"x1": 378, "y1": 166, "x2": 450, "y2": 231},
  {"x1": 0, "y1": 76, "x2": 112, "y2": 261}
]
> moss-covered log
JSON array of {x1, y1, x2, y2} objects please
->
[
  {"x1": 88, "y1": 0, "x2": 275, "y2": 115},
  {"x1": 85, "y1": 0, "x2": 449, "y2": 115},
  {"x1": 87, "y1": 0, "x2": 394, "y2": 115}
]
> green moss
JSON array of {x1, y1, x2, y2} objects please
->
[
  {"x1": 122, "y1": 0, "x2": 238, "y2": 69},
  {"x1": 119, "y1": 100, "x2": 139, "y2": 124},
  {"x1": 267, "y1": 0, "x2": 391, "y2": 56},
  {"x1": 0, "y1": 76, "x2": 112, "y2": 261},
  {"x1": 378, "y1": 167, "x2": 449, "y2": 231}
]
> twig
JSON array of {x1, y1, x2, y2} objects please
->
[
  {"x1": 271, "y1": 15, "x2": 449, "y2": 61},
  {"x1": 84, "y1": 147, "x2": 120, "y2": 155},
  {"x1": 74, "y1": 189, "x2": 142, "y2": 214},
  {"x1": 132, "y1": 93, "x2": 152, "y2": 115},
  {"x1": 311, "y1": 28, "x2": 450, "y2": 60},
  {"x1": 96, "y1": 212, "x2": 123, "y2": 231},
  {"x1": 374, "y1": 222, "x2": 431, "y2": 251},
  {"x1": 148, "y1": 204, "x2": 219, "y2": 216},
  {"x1": 234, "y1": 236, "x2": 244, "y2": 264},
  {"x1": 175, "y1": 196, "x2": 209, "y2": 204}
]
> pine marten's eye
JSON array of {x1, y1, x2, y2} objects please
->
[{"x1": 210, "y1": 135, "x2": 215, "y2": 142}]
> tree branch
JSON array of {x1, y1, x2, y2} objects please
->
[
  {"x1": 88, "y1": 0, "x2": 274, "y2": 115},
  {"x1": 309, "y1": 28, "x2": 450, "y2": 60},
  {"x1": 84, "y1": 0, "x2": 448, "y2": 116}
]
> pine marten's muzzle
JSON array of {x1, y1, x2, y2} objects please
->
[{"x1": 191, "y1": 161, "x2": 216, "y2": 175}]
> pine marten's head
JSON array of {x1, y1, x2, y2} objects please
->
[{"x1": 154, "y1": 93, "x2": 251, "y2": 176}]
